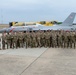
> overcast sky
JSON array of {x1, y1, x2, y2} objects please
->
[{"x1": 0, "y1": 0, "x2": 76, "y2": 24}]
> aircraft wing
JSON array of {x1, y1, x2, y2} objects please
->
[{"x1": 0, "y1": 28, "x2": 10, "y2": 33}]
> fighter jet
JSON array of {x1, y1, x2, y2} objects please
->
[
  {"x1": 32, "y1": 12, "x2": 76, "y2": 31},
  {"x1": 15, "y1": 12, "x2": 76, "y2": 31},
  {"x1": 0, "y1": 12, "x2": 76, "y2": 33}
]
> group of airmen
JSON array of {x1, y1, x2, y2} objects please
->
[{"x1": 0, "y1": 30, "x2": 76, "y2": 50}]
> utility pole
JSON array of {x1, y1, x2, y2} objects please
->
[{"x1": 1, "y1": 9, "x2": 3, "y2": 24}]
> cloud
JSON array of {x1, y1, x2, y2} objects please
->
[
  {"x1": 1, "y1": 0, "x2": 76, "y2": 11},
  {"x1": 0, "y1": 0, "x2": 76, "y2": 23},
  {"x1": 0, "y1": 0, "x2": 41, "y2": 9}
]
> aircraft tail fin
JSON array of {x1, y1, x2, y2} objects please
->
[{"x1": 62, "y1": 12, "x2": 76, "y2": 25}]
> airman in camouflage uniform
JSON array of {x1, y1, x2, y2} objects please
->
[
  {"x1": 12, "y1": 32, "x2": 18, "y2": 48},
  {"x1": 36, "y1": 30, "x2": 41, "y2": 47},
  {"x1": 10, "y1": 32, "x2": 14, "y2": 48},
  {"x1": 51, "y1": 31, "x2": 57, "y2": 48},
  {"x1": 47, "y1": 30, "x2": 51, "y2": 47},
  {"x1": 40, "y1": 31, "x2": 45, "y2": 47},
  {"x1": 61, "y1": 31, "x2": 65, "y2": 48},
  {"x1": 50, "y1": 30, "x2": 53, "y2": 47},
  {"x1": 44, "y1": 31, "x2": 48, "y2": 47},
  {"x1": 74, "y1": 31, "x2": 76, "y2": 48},
  {"x1": 56, "y1": 31, "x2": 58, "y2": 47},
  {"x1": 69, "y1": 32, "x2": 73, "y2": 48},
  {"x1": 6, "y1": 33, "x2": 12, "y2": 49},
  {"x1": 67, "y1": 32, "x2": 72, "y2": 48},
  {"x1": 26, "y1": 31, "x2": 31, "y2": 48},
  {"x1": 71, "y1": 31, "x2": 75, "y2": 48},
  {"x1": 18, "y1": 32, "x2": 24, "y2": 48},
  {"x1": 2, "y1": 32, "x2": 7, "y2": 49},
  {"x1": 31, "y1": 31, "x2": 37, "y2": 48},
  {"x1": 63, "y1": 31, "x2": 68, "y2": 48},
  {"x1": 23, "y1": 32, "x2": 27, "y2": 48},
  {"x1": 58, "y1": 31, "x2": 63, "y2": 48}
]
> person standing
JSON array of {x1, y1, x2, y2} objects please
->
[{"x1": 2, "y1": 32, "x2": 7, "y2": 49}]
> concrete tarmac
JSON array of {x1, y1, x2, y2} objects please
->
[{"x1": 0, "y1": 48, "x2": 76, "y2": 75}]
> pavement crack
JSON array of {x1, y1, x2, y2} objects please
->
[{"x1": 19, "y1": 48, "x2": 49, "y2": 75}]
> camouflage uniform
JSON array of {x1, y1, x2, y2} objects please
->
[
  {"x1": 2, "y1": 33, "x2": 6, "y2": 49},
  {"x1": 72, "y1": 32, "x2": 75, "y2": 48},
  {"x1": 47, "y1": 31, "x2": 51, "y2": 47},
  {"x1": 50, "y1": 31, "x2": 53, "y2": 47},
  {"x1": 40, "y1": 31, "x2": 45, "y2": 47},
  {"x1": 44, "y1": 31, "x2": 48, "y2": 47},
  {"x1": 6, "y1": 33, "x2": 12, "y2": 49},
  {"x1": 23, "y1": 32, "x2": 26, "y2": 48},
  {"x1": 58, "y1": 32, "x2": 62, "y2": 48},
  {"x1": 69, "y1": 32, "x2": 72, "y2": 48},
  {"x1": 0, "y1": 36, "x2": 3, "y2": 50},
  {"x1": 10, "y1": 32, "x2": 14, "y2": 48},
  {"x1": 31, "y1": 31, "x2": 36, "y2": 48},
  {"x1": 26, "y1": 31, "x2": 31, "y2": 48},
  {"x1": 67, "y1": 32, "x2": 72, "y2": 48},
  {"x1": 18, "y1": 32, "x2": 24, "y2": 48},
  {"x1": 74, "y1": 31, "x2": 76, "y2": 48},
  {"x1": 56, "y1": 32, "x2": 59, "y2": 47},
  {"x1": 36, "y1": 31, "x2": 41, "y2": 47},
  {"x1": 64, "y1": 32, "x2": 68, "y2": 48},
  {"x1": 13, "y1": 32, "x2": 18, "y2": 48},
  {"x1": 52, "y1": 32, "x2": 57, "y2": 48},
  {"x1": 61, "y1": 32, "x2": 65, "y2": 48}
]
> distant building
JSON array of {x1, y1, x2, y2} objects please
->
[{"x1": 0, "y1": 24, "x2": 9, "y2": 29}]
